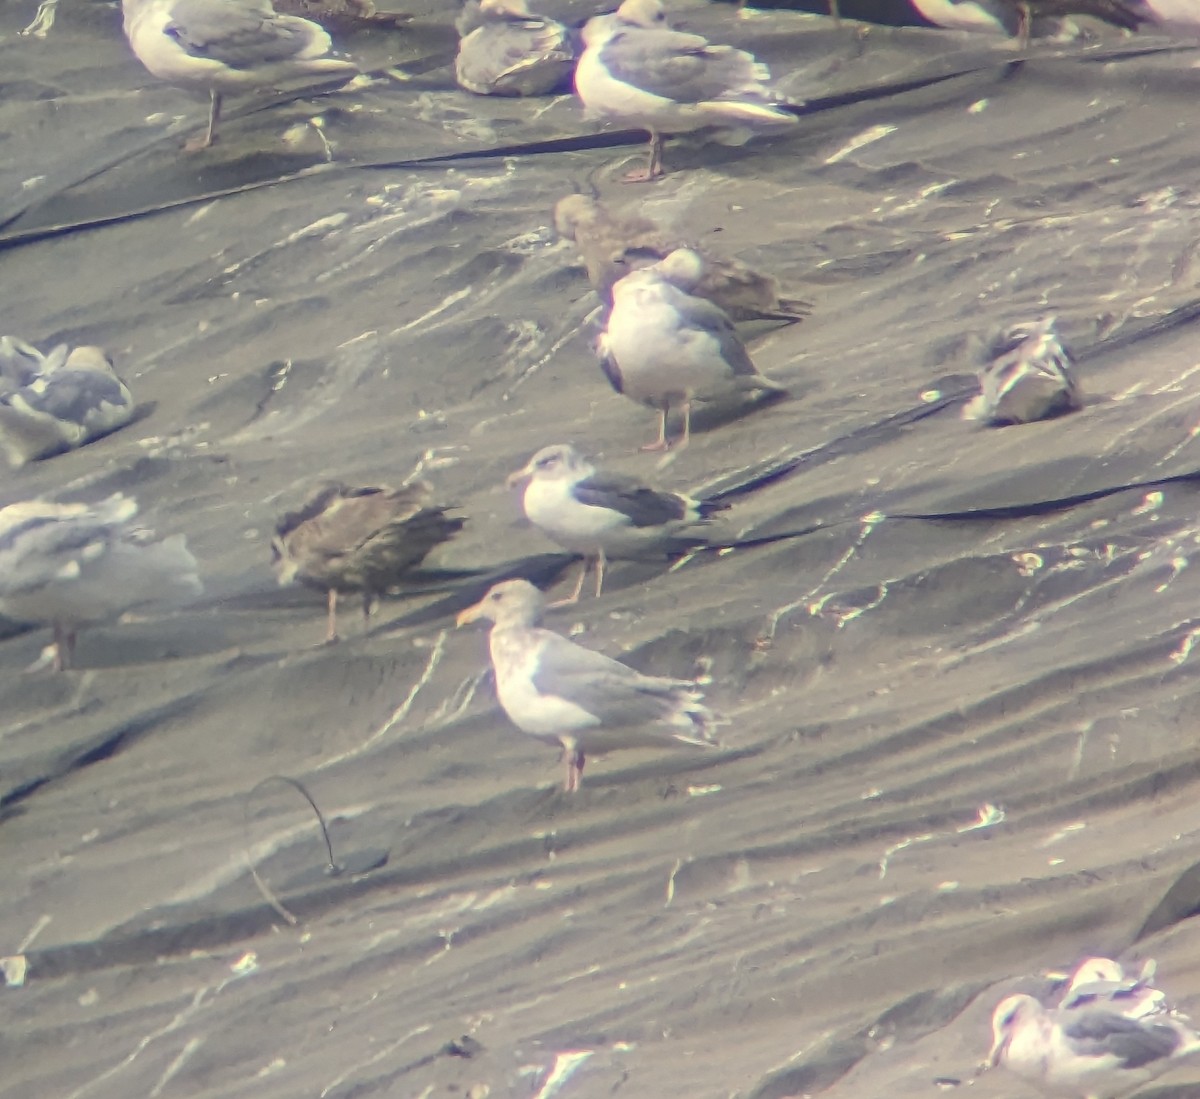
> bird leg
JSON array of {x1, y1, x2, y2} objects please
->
[
  {"x1": 362, "y1": 591, "x2": 379, "y2": 631},
  {"x1": 829, "y1": 0, "x2": 840, "y2": 24},
  {"x1": 623, "y1": 132, "x2": 665, "y2": 184},
  {"x1": 593, "y1": 549, "x2": 607, "y2": 598},
  {"x1": 52, "y1": 622, "x2": 76, "y2": 672},
  {"x1": 562, "y1": 744, "x2": 586, "y2": 792},
  {"x1": 675, "y1": 400, "x2": 693, "y2": 451},
  {"x1": 185, "y1": 90, "x2": 222, "y2": 152},
  {"x1": 1016, "y1": 2, "x2": 1032, "y2": 46},
  {"x1": 325, "y1": 588, "x2": 341, "y2": 644},
  {"x1": 640, "y1": 407, "x2": 671, "y2": 452},
  {"x1": 548, "y1": 559, "x2": 590, "y2": 607}
]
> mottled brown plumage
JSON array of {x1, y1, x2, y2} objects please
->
[
  {"x1": 271, "y1": 480, "x2": 463, "y2": 642},
  {"x1": 553, "y1": 194, "x2": 810, "y2": 324}
]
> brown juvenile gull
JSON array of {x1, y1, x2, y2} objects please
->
[
  {"x1": 0, "y1": 345, "x2": 134, "y2": 468},
  {"x1": 599, "y1": 247, "x2": 786, "y2": 450},
  {"x1": 574, "y1": 0, "x2": 798, "y2": 182},
  {"x1": 120, "y1": 0, "x2": 359, "y2": 151},
  {"x1": 506, "y1": 443, "x2": 726, "y2": 605},
  {"x1": 0, "y1": 494, "x2": 202, "y2": 672},
  {"x1": 963, "y1": 316, "x2": 1081, "y2": 426},
  {"x1": 986, "y1": 989, "x2": 1200, "y2": 1098},
  {"x1": 455, "y1": 0, "x2": 577, "y2": 97},
  {"x1": 456, "y1": 578, "x2": 720, "y2": 791},
  {"x1": 553, "y1": 193, "x2": 810, "y2": 322},
  {"x1": 271, "y1": 481, "x2": 464, "y2": 643}
]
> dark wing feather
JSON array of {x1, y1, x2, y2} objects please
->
[
  {"x1": 165, "y1": 0, "x2": 325, "y2": 70},
  {"x1": 1062, "y1": 1013, "x2": 1181, "y2": 1070},
  {"x1": 571, "y1": 472, "x2": 688, "y2": 527}
]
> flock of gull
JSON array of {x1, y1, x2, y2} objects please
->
[{"x1": 5, "y1": 0, "x2": 1200, "y2": 1091}]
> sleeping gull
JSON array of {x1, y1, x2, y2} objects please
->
[
  {"x1": 575, "y1": 0, "x2": 798, "y2": 181},
  {"x1": 455, "y1": 0, "x2": 577, "y2": 97},
  {"x1": 506, "y1": 443, "x2": 726, "y2": 605},
  {"x1": 271, "y1": 480, "x2": 464, "y2": 643},
  {"x1": 599, "y1": 247, "x2": 786, "y2": 450},
  {"x1": 553, "y1": 194, "x2": 810, "y2": 323},
  {"x1": 456, "y1": 578, "x2": 720, "y2": 791},
  {"x1": 1059, "y1": 958, "x2": 1171, "y2": 1021},
  {"x1": 986, "y1": 990, "x2": 1200, "y2": 1098},
  {"x1": 120, "y1": 0, "x2": 359, "y2": 151},
  {"x1": 963, "y1": 317, "x2": 1081, "y2": 426},
  {"x1": 0, "y1": 344, "x2": 134, "y2": 468},
  {"x1": 0, "y1": 494, "x2": 202, "y2": 672}
]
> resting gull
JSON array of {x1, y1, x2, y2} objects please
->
[
  {"x1": 0, "y1": 344, "x2": 134, "y2": 468},
  {"x1": 271, "y1": 480, "x2": 464, "y2": 643},
  {"x1": 964, "y1": 317, "x2": 1081, "y2": 425},
  {"x1": 986, "y1": 990, "x2": 1200, "y2": 1098},
  {"x1": 120, "y1": 0, "x2": 359, "y2": 150},
  {"x1": 1059, "y1": 957, "x2": 1170, "y2": 1021},
  {"x1": 455, "y1": 0, "x2": 577, "y2": 97},
  {"x1": 599, "y1": 247, "x2": 786, "y2": 450},
  {"x1": 456, "y1": 578, "x2": 720, "y2": 791},
  {"x1": 0, "y1": 494, "x2": 202, "y2": 672},
  {"x1": 575, "y1": 0, "x2": 798, "y2": 181},
  {"x1": 553, "y1": 194, "x2": 810, "y2": 323},
  {"x1": 506, "y1": 443, "x2": 726, "y2": 605}
]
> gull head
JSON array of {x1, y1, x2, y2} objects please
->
[
  {"x1": 986, "y1": 994, "x2": 1038, "y2": 1070},
  {"x1": 652, "y1": 248, "x2": 706, "y2": 292},
  {"x1": 506, "y1": 443, "x2": 592, "y2": 489},
  {"x1": 552, "y1": 194, "x2": 600, "y2": 241},
  {"x1": 479, "y1": 0, "x2": 532, "y2": 18},
  {"x1": 616, "y1": 0, "x2": 667, "y2": 29},
  {"x1": 457, "y1": 578, "x2": 545, "y2": 629}
]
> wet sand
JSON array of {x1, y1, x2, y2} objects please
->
[{"x1": 5, "y1": 2, "x2": 1200, "y2": 1097}]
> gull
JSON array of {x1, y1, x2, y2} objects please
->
[
  {"x1": 0, "y1": 344, "x2": 134, "y2": 468},
  {"x1": 986, "y1": 991, "x2": 1200, "y2": 1098},
  {"x1": 455, "y1": 0, "x2": 577, "y2": 97},
  {"x1": 271, "y1": 480, "x2": 464, "y2": 643},
  {"x1": 0, "y1": 494, "x2": 202, "y2": 672},
  {"x1": 553, "y1": 194, "x2": 810, "y2": 323},
  {"x1": 120, "y1": 0, "x2": 359, "y2": 151},
  {"x1": 963, "y1": 316, "x2": 1081, "y2": 426},
  {"x1": 599, "y1": 247, "x2": 786, "y2": 450},
  {"x1": 506, "y1": 443, "x2": 726, "y2": 605},
  {"x1": 455, "y1": 578, "x2": 720, "y2": 791},
  {"x1": 574, "y1": 0, "x2": 798, "y2": 182},
  {"x1": 1060, "y1": 958, "x2": 1171, "y2": 1021}
]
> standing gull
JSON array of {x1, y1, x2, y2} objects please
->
[
  {"x1": 553, "y1": 194, "x2": 810, "y2": 323},
  {"x1": 0, "y1": 495, "x2": 202, "y2": 672},
  {"x1": 986, "y1": 991, "x2": 1200, "y2": 1098},
  {"x1": 0, "y1": 345, "x2": 134, "y2": 468},
  {"x1": 575, "y1": 0, "x2": 798, "y2": 182},
  {"x1": 455, "y1": 0, "x2": 577, "y2": 98},
  {"x1": 120, "y1": 0, "x2": 359, "y2": 151},
  {"x1": 507, "y1": 443, "x2": 726, "y2": 605},
  {"x1": 271, "y1": 480, "x2": 464, "y2": 643},
  {"x1": 963, "y1": 316, "x2": 1081, "y2": 426},
  {"x1": 600, "y1": 247, "x2": 786, "y2": 450},
  {"x1": 456, "y1": 579, "x2": 720, "y2": 791}
]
